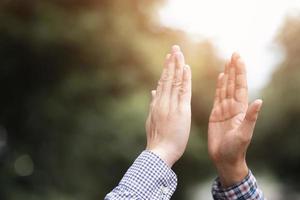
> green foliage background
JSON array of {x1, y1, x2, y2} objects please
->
[{"x1": 0, "y1": 0, "x2": 299, "y2": 199}]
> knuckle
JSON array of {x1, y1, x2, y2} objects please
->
[
  {"x1": 160, "y1": 72, "x2": 173, "y2": 82},
  {"x1": 158, "y1": 78, "x2": 171, "y2": 85},
  {"x1": 179, "y1": 87, "x2": 188, "y2": 95},
  {"x1": 156, "y1": 103, "x2": 169, "y2": 117},
  {"x1": 172, "y1": 79, "x2": 182, "y2": 88},
  {"x1": 236, "y1": 83, "x2": 247, "y2": 90}
]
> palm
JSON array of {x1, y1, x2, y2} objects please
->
[
  {"x1": 210, "y1": 99, "x2": 247, "y2": 133},
  {"x1": 208, "y1": 54, "x2": 250, "y2": 161},
  {"x1": 209, "y1": 100, "x2": 248, "y2": 160}
]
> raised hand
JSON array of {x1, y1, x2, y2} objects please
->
[
  {"x1": 208, "y1": 53, "x2": 263, "y2": 187},
  {"x1": 145, "y1": 45, "x2": 192, "y2": 167}
]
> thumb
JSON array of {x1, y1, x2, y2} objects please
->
[
  {"x1": 151, "y1": 90, "x2": 156, "y2": 99},
  {"x1": 146, "y1": 90, "x2": 156, "y2": 132},
  {"x1": 147, "y1": 90, "x2": 156, "y2": 119},
  {"x1": 150, "y1": 90, "x2": 156, "y2": 107},
  {"x1": 240, "y1": 99, "x2": 263, "y2": 136}
]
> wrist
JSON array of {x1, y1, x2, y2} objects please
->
[
  {"x1": 147, "y1": 147, "x2": 177, "y2": 168},
  {"x1": 215, "y1": 159, "x2": 249, "y2": 188}
]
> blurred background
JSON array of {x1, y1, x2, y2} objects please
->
[{"x1": 0, "y1": 0, "x2": 299, "y2": 199}]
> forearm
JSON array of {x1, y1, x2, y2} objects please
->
[{"x1": 104, "y1": 151, "x2": 177, "y2": 200}]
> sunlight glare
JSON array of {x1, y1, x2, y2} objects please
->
[{"x1": 160, "y1": 0, "x2": 300, "y2": 92}]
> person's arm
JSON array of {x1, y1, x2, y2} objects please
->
[
  {"x1": 105, "y1": 45, "x2": 192, "y2": 200},
  {"x1": 208, "y1": 53, "x2": 264, "y2": 200},
  {"x1": 104, "y1": 150, "x2": 178, "y2": 200}
]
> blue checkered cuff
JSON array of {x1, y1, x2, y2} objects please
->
[
  {"x1": 105, "y1": 150, "x2": 177, "y2": 200},
  {"x1": 212, "y1": 171, "x2": 264, "y2": 200}
]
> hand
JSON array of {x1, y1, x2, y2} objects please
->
[
  {"x1": 208, "y1": 53, "x2": 263, "y2": 187},
  {"x1": 145, "y1": 45, "x2": 192, "y2": 167}
]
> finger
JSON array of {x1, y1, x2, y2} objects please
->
[
  {"x1": 179, "y1": 65, "x2": 192, "y2": 107},
  {"x1": 235, "y1": 57, "x2": 248, "y2": 104},
  {"x1": 171, "y1": 45, "x2": 181, "y2": 53},
  {"x1": 159, "y1": 53, "x2": 176, "y2": 99},
  {"x1": 227, "y1": 64, "x2": 235, "y2": 99},
  {"x1": 214, "y1": 73, "x2": 224, "y2": 106},
  {"x1": 171, "y1": 51, "x2": 185, "y2": 108},
  {"x1": 224, "y1": 59, "x2": 230, "y2": 74},
  {"x1": 156, "y1": 54, "x2": 171, "y2": 97},
  {"x1": 240, "y1": 99, "x2": 263, "y2": 137},
  {"x1": 221, "y1": 99, "x2": 231, "y2": 121},
  {"x1": 227, "y1": 54, "x2": 239, "y2": 98},
  {"x1": 231, "y1": 52, "x2": 240, "y2": 65},
  {"x1": 146, "y1": 90, "x2": 157, "y2": 138},
  {"x1": 245, "y1": 99, "x2": 263, "y2": 122},
  {"x1": 220, "y1": 62, "x2": 229, "y2": 101},
  {"x1": 159, "y1": 45, "x2": 181, "y2": 100}
]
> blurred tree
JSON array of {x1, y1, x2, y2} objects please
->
[
  {"x1": 252, "y1": 16, "x2": 300, "y2": 194},
  {"x1": 0, "y1": 0, "x2": 221, "y2": 199}
]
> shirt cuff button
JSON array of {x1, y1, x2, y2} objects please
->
[{"x1": 161, "y1": 186, "x2": 169, "y2": 194}]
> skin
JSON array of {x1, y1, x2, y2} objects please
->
[
  {"x1": 145, "y1": 45, "x2": 192, "y2": 167},
  {"x1": 208, "y1": 53, "x2": 263, "y2": 188},
  {"x1": 144, "y1": 47, "x2": 261, "y2": 189}
]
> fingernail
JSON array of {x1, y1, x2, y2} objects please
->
[
  {"x1": 175, "y1": 51, "x2": 184, "y2": 61},
  {"x1": 256, "y1": 99, "x2": 263, "y2": 104},
  {"x1": 218, "y1": 73, "x2": 224, "y2": 79},
  {"x1": 151, "y1": 90, "x2": 156, "y2": 97},
  {"x1": 233, "y1": 52, "x2": 240, "y2": 59},
  {"x1": 172, "y1": 45, "x2": 180, "y2": 52},
  {"x1": 255, "y1": 99, "x2": 263, "y2": 110}
]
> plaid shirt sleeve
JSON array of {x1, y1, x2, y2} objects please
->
[
  {"x1": 212, "y1": 171, "x2": 265, "y2": 200},
  {"x1": 104, "y1": 150, "x2": 177, "y2": 200}
]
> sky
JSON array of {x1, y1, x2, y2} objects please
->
[{"x1": 159, "y1": 0, "x2": 300, "y2": 92}]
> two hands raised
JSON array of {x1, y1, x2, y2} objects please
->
[{"x1": 146, "y1": 45, "x2": 263, "y2": 187}]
